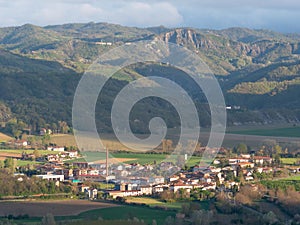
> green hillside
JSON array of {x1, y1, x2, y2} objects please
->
[{"x1": 0, "y1": 22, "x2": 300, "y2": 135}]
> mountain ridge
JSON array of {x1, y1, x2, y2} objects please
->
[{"x1": 0, "y1": 22, "x2": 300, "y2": 134}]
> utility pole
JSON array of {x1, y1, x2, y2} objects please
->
[
  {"x1": 106, "y1": 147, "x2": 109, "y2": 178},
  {"x1": 106, "y1": 147, "x2": 109, "y2": 189}
]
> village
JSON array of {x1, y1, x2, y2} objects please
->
[{"x1": 3, "y1": 132, "x2": 300, "y2": 203}]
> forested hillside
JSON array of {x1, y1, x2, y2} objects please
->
[{"x1": 1, "y1": 22, "x2": 300, "y2": 135}]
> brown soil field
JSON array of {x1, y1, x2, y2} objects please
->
[
  {"x1": 0, "y1": 152, "x2": 21, "y2": 159},
  {"x1": 51, "y1": 134, "x2": 132, "y2": 151},
  {"x1": 51, "y1": 129, "x2": 300, "y2": 151},
  {"x1": 0, "y1": 132, "x2": 12, "y2": 142},
  {"x1": 0, "y1": 200, "x2": 116, "y2": 217}
]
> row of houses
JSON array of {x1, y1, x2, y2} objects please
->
[{"x1": 229, "y1": 155, "x2": 273, "y2": 166}]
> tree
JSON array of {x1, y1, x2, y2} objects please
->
[
  {"x1": 273, "y1": 154, "x2": 281, "y2": 166},
  {"x1": 162, "y1": 139, "x2": 173, "y2": 152},
  {"x1": 41, "y1": 213, "x2": 56, "y2": 225},
  {"x1": 41, "y1": 134, "x2": 50, "y2": 146},
  {"x1": 234, "y1": 143, "x2": 248, "y2": 154},
  {"x1": 262, "y1": 211, "x2": 278, "y2": 225},
  {"x1": 4, "y1": 118, "x2": 27, "y2": 139},
  {"x1": 4, "y1": 158, "x2": 15, "y2": 173},
  {"x1": 58, "y1": 121, "x2": 69, "y2": 134},
  {"x1": 33, "y1": 149, "x2": 40, "y2": 159},
  {"x1": 191, "y1": 210, "x2": 213, "y2": 225},
  {"x1": 273, "y1": 145, "x2": 282, "y2": 155}
]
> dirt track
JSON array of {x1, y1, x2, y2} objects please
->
[{"x1": 0, "y1": 200, "x2": 116, "y2": 217}]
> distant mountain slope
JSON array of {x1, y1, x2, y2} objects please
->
[
  {"x1": 0, "y1": 22, "x2": 300, "y2": 131},
  {"x1": 0, "y1": 49, "x2": 80, "y2": 129}
]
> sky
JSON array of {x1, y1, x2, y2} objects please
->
[{"x1": 0, "y1": 0, "x2": 300, "y2": 33}]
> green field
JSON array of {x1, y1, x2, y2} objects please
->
[
  {"x1": 282, "y1": 175, "x2": 300, "y2": 181},
  {"x1": 56, "y1": 205, "x2": 175, "y2": 225},
  {"x1": 71, "y1": 151, "x2": 206, "y2": 167},
  {"x1": 0, "y1": 149, "x2": 54, "y2": 155},
  {"x1": 125, "y1": 197, "x2": 209, "y2": 211},
  {"x1": 230, "y1": 126, "x2": 300, "y2": 137},
  {"x1": 281, "y1": 158, "x2": 299, "y2": 165},
  {"x1": 17, "y1": 160, "x2": 42, "y2": 166},
  {"x1": 126, "y1": 197, "x2": 184, "y2": 210}
]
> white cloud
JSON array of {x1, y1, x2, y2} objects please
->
[
  {"x1": 0, "y1": 0, "x2": 299, "y2": 32},
  {"x1": 0, "y1": 1, "x2": 183, "y2": 27},
  {"x1": 108, "y1": 2, "x2": 183, "y2": 27}
]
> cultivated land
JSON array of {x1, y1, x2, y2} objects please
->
[
  {"x1": 69, "y1": 151, "x2": 206, "y2": 167},
  {"x1": 59, "y1": 205, "x2": 176, "y2": 225},
  {"x1": 51, "y1": 134, "x2": 134, "y2": 151},
  {"x1": 281, "y1": 158, "x2": 299, "y2": 165},
  {"x1": 51, "y1": 125, "x2": 300, "y2": 152},
  {"x1": 229, "y1": 126, "x2": 300, "y2": 138},
  {"x1": 125, "y1": 197, "x2": 209, "y2": 210},
  {"x1": 0, "y1": 132, "x2": 12, "y2": 142},
  {"x1": 0, "y1": 150, "x2": 54, "y2": 161},
  {"x1": 0, "y1": 200, "x2": 116, "y2": 217}
]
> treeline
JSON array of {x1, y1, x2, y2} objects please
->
[
  {"x1": 0, "y1": 118, "x2": 72, "y2": 138},
  {"x1": 0, "y1": 169, "x2": 71, "y2": 197}
]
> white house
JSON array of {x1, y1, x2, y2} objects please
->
[{"x1": 35, "y1": 174, "x2": 64, "y2": 182}]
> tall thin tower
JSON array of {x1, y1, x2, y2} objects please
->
[{"x1": 106, "y1": 147, "x2": 109, "y2": 179}]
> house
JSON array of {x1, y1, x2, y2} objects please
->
[
  {"x1": 40, "y1": 128, "x2": 52, "y2": 136},
  {"x1": 140, "y1": 186, "x2": 153, "y2": 195},
  {"x1": 67, "y1": 150, "x2": 78, "y2": 158},
  {"x1": 170, "y1": 183, "x2": 193, "y2": 193},
  {"x1": 254, "y1": 156, "x2": 273, "y2": 165},
  {"x1": 47, "y1": 154, "x2": 60, "y2": 162},
  {"x1": 47, "y1": 146, "x2": 65, "y2": 152},
  {"x1": 202, "y1": 183, "x2": 217, "y2": 190},
  {"x1": 77, "y1": 175, "x2": 105, "y2": 182},
  {"x1": 107, "y1": 190, "x2": 141, "y2": 199},
  {"x1": 149, "y1": 176, "x2": 165, "y2": 185},
  {"x1": 240, "y1": 154, "x2": 251, "y2": 159},
  {"x1": 85, "y1": 188, "x2": 98, "y2": 200},
  {"x1": 35, "y1": 174, "x2": 64, "y2": 182},
  {"x1": 73, "y1": 162, "x2": 89, "y2": 169},
  {"x1": 56, "y1": 168, "x2": 73, "y2": 180},
  {"x1": 13, "y1": 140, "x2": 28, "y2": 147},
  {"x1": 168, "y1": 175, "x2": 179, "y2": 182},
  {"x1": 106, "y1": 185, "x2": 152, "y2": 199},
  {"x1": 152, "y1": 184, "x2": 169, "y2": 193},
  {"x1": 237, "y1": 162, "x2": 255, "y2": 168},
  {"x1": 245, "y1": 176, "x2": 254, "y2": 181},
  {"x1": 229, "y1": 158, "x2": 250, "y2": 165},
  {"x1": 78, "y1": 185, "x2": 90, "y2": 193}
]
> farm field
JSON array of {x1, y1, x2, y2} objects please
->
[
  {"x1": 125, "y1": 197, "x2": 209, "y2": 210},
  {"x1": 0, "y1": 149, "x2": 53, "y2": 155},
  {"x1": 282, "y1": 175, "x2": 300, "y2": 181},
  {"x1": 125, "y1": 197, "x2": 183, "y2": 209},
  {"x1": 0, "y1": 132, "x2": 12, "y2": 142},
  {"x1": 57, "y1": 204, "x2": 176, "y2": 225},
  {"x1": 0, "y1": 200, "x2": 116, "y2": 217},
  {"x1": 281, "y1": 158, "x2": 299, "y2": 165},
  {"x1": 51, "y1": 134, "x2": 133, "y2": 151},
  {"x1": 229, "y1": 126, "x2": 300, "y2": 138},
  {"x1": 0, "y1": 200, "x2": 175, "y2": 225},
  {"x1": 71, "y1": 151, "x2": 206, "y2": 167},
  {"x1": 0, "y1": 149, "x2": 54, "y2": 161},
  {"x1": 17, "y1": 160, "x2": 42, "y2": 166},
  {"x1": 51, "y1": 129, "x2": 300, "y2": 152}
]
